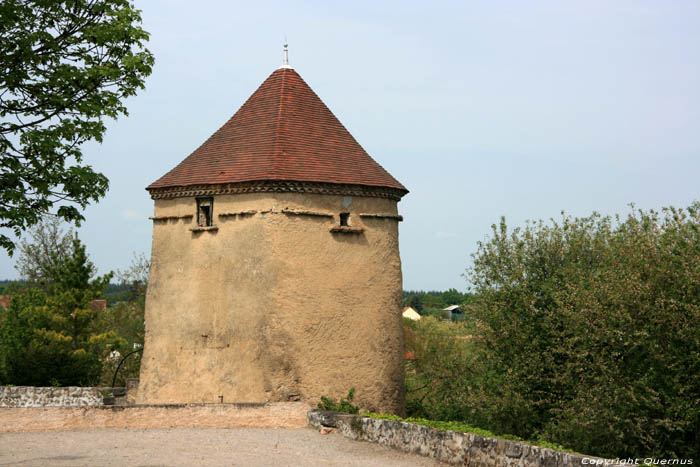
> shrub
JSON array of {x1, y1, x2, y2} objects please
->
[
  {"x1": 462, "y1": 204, "x2": 700, "y2": 459},
  {"x1": 97, "y1": 300, "x2": 145, "y2": 386},
  {"x1": 403, "y1": 316, "x2": 476, "y2": 421},
  {"x1": 0, "y1": 237, "x2": 120, "y2": 386},
  {"x1": 318, "y1": 388, "x2": 359, "y2": 414}
]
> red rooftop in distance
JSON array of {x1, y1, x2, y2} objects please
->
[{"x1": 147, "y1": 66, "x2": 407, "y2": 196}]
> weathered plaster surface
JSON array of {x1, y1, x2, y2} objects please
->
[
  {"x1": 308, "y1": 409, "x2": 627, "y2": 467},
  {"x1": 0, "y1": 402, "x2": 308, "y2": 432},
  {"x1": 0, "y1": 386, "x2": 102, "y2": 407},
  {"x1": 138, "y1": 192, "x2": 405, "y2": 414}
]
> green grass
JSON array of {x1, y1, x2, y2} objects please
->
[{"x1": 364, "y1": 412, "x2": 574, "y2": 454}]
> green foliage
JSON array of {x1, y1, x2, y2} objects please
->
[
  {"x1": 406, "y1": 294, "x2": 423, "y2": 312},
  {"x1": 96, "y1": 300, "x2": 144, "y2": 385},
  {"x1": 366, "y1": 411, "x2": 500, "y2": 438},
  {"x1": 115, "y1": 251, "x2": 149, "y2": 300},
  {"x1": 15, "y1": 217, "x2": 75, "y2": 290},
  {"x1": 403, "y1": 316, "x2": 476, "y2": 421},
  {"x1": 365, "y1": 412, "x2": 572, "y2": 452},
  {"x1": 318, "y1": 388, "x2": 360, "y2": 414},
  {"x1": 0, "y1": 0, "x2": 154, "y2": 255},
  {"x1": 440, "y1": 288, "x2": 465, "y2": 306},
  {"x1": 1, "y1": 218, "x2": 147, "y2": 387},
  {"x1": 102, "y1": 282, "x2": 132, "y2": 305},
  {"x1": 0, "y1": 235, "x2": 120, "y2": 386},
  {"x1": 96, "y1": 252, "x2": 148, "y2": 385},
  {"x1": 457, "y1": 204, "x2": 700, "y2": 459},
  {"x1": 0, "y1": 280, "x2": 24, "y2": 294}
]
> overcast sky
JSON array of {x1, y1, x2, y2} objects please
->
[{"x1": 2, "y1": 0, "x2": 699, "y2": 291}]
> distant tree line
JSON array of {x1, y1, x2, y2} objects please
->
[
  {"x1": 0, "y1": 280, "x2": 24, "y2": 294},
  {"x1": 2, "y1": 279, "x2": 144, "y2": 306},
  {"x1": 402, "y1": 289, "x2": 474, "y2": 318}
]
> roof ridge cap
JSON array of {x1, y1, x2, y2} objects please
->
[{"x1": 271, "y1": 68, "x2": 289, "y2": 175}]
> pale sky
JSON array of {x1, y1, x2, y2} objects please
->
[{"x1": 2, "y1": 0, "x2": 699, "y2": 291}]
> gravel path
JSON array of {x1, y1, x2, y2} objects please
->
[{"x1": 0, "y1": 428, "x2": 444, "y2": 466}]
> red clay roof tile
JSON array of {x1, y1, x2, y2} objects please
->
[{"x1": 147, "y1": 68, "x2": 407, "y2": 194}]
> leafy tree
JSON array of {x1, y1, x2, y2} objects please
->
[
  {"x1": 0, "y1": 235, "x2": 119, "y2": 386},
  {"x1": 440, "y1": 288, "x2": 463, "y2": 306},
  {"x1": 15, "y1": 216, "x2": 75, "y2": 289},
  {"x1": 0, "y1": 0, "x2": 154, "y2": 255},
  {"x1": 0, "y1": 279, "x2": 24, "y2": 294},
  {"x1": 97, "y1": 298, "x2": 143, "y2": 385},
  {"x1": 406, "y1": 294, "x2": 423, "y2": 312},
  {"x1": 115, "y1": 251, "x2": 149, "y2": 300},
  {"x1": 460, "y1": 204, "x2": 700, "y2": 459},
  {"x1": 98, "y1": 252, "x2": 148, "y2": 385},
  {"x1": 403, "y1": 317, "x2": 474, "y2": 419},
  {"x1": 421, "y1": 293, "x2": 444, "y2": 310},
  {"x1": 102, "y1": 282, "x2": 131, "y2": 304},
  {"x1": 416, "y1": 307, "x2": 449, "y2": 320}
]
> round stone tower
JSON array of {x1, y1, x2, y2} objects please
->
[{"x1": 137, "y1": 63, "x2": 408, "y2": 414}]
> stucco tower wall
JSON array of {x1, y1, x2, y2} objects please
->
[{"x1": 138, "y1": 191, "x2": 405, "y2": 414}]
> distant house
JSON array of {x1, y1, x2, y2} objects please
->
[
  {"x1": 89, "y1": 299, "x2": 107, "y2": 311},
  {"x1": 402, "y1": 306, "x2": 422, "y2": 321},
  {"x1": 0, "y1": 295, "x2": 10, "y2": 309},
  {"x1": 442, "y1": 305, "x2": 463, "y2": 320}
]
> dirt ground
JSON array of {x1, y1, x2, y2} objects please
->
[{"x1": 0, "y1": 427, "x2": 444, "y2": 466}]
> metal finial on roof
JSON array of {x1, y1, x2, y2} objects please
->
[{"x1": 280, "y1": 39, "x2": 291, "y2": 69}]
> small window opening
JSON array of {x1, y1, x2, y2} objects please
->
[
  {"x1": 339, "y1": 212, "x2": 350, "y2": 227},
  {"x1": 197, "y1": 197, "x2": 213, "y2": 227}
]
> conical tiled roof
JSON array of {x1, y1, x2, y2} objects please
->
[{"x1": 147, "y1": 67, "x2": 407, "y2": 196}]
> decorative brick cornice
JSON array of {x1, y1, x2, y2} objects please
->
[{"x1": 148, "y1": 181, "x2": 406, "y2": 201}]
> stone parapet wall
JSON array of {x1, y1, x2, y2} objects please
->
[
  {"x1": 308, "y1": 409, "x2": 625, "y2": 466},
  {"x1": 0, "y1": 386, "x2": 103, "y2": 408}
]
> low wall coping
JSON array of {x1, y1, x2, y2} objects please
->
[
  {"x1": 1, "y1": 402, "x2": 310, "y2": 432},
  {"x1": 308, "y1": 409, "x2": 626, "y2": 466},
  {"x1": 0, "y1": 386, "x2": 103, "y2": 408}
]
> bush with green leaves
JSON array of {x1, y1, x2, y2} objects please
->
[
  {"x1": 97, "y1": 299, "x2": 144, "y2": 386},
  {"x1": 0, "y1": 236, "x2": 121, "y2": 386},
  {"x1": 455, "y1": 203, "x2": 700, "y2": 459},
  {"x1": 318, "y1": 388, "x2": 360, "y2": 414},
  {"x1": 97, "y1": 252, "x2": 148, "y2": 385},
  {"x1": 365, "y1": 412, "x2": 570, "y2": 451},
  {"x1": 403, "y1": 316, "x2": 476, "y2": 420}
]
